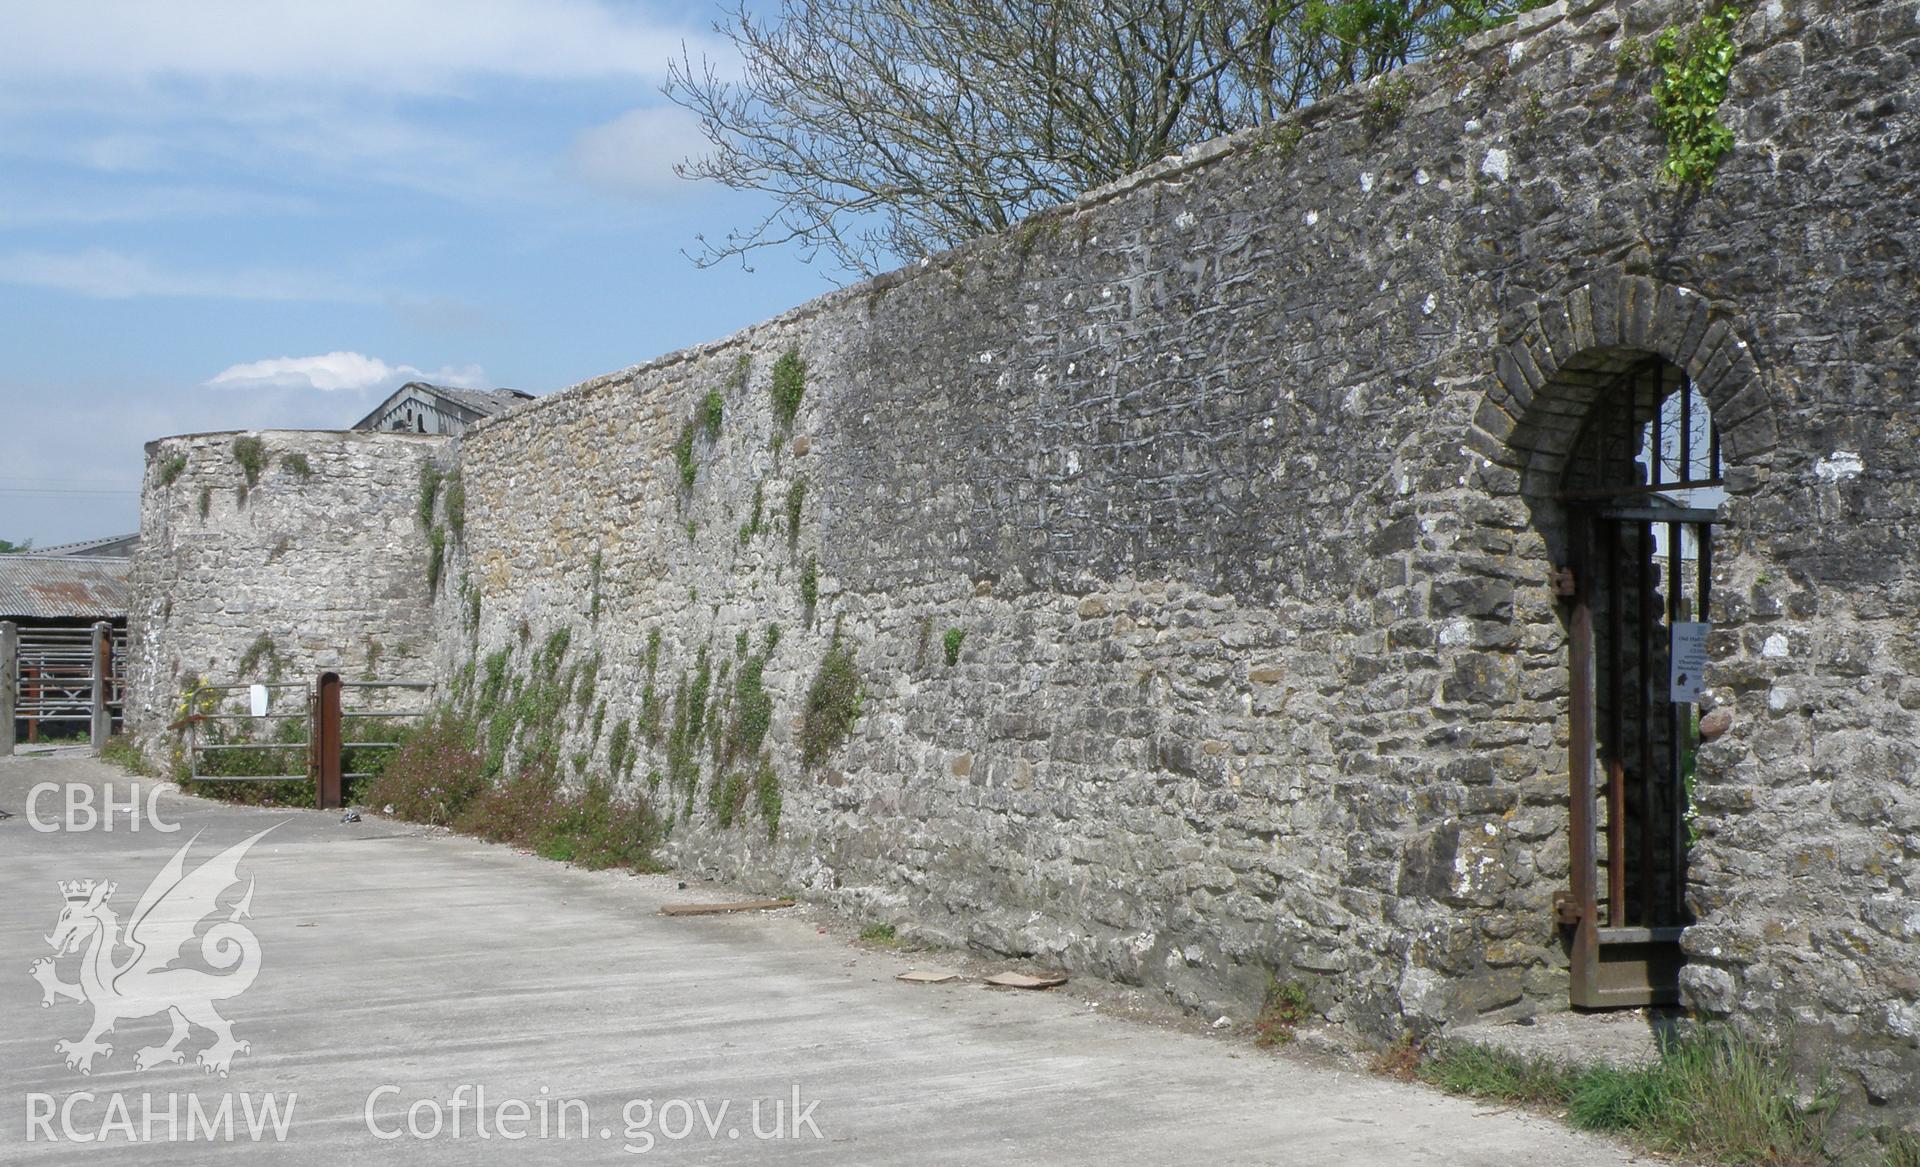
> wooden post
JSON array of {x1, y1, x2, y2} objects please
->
[
  {"x1": 315, "y1": 672, "x2": 343, "y2": 809},
  {"x1": 0, "y1": 621, "x2": 15, "y2": 757},
  {"x1": 1565, "y1": 511, "x2": 1602, "y2": 1007},
  {"x1": 90, "y1": 621, "x2": 112, "y2": 753}
]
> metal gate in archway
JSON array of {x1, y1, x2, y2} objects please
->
[{"x1": 1554, "y1": 358, "x2": 1722, "y2": 1008}]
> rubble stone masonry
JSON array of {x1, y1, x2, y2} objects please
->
[{"x1": 131, "y1": 0, "x2": 1919, "y2": 1121}]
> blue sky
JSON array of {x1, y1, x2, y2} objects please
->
[{"x1": 0, "y1": 0, "x2": 833, "y2": 546}]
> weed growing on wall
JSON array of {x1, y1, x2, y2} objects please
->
[
  {"x1": 198, "y1": 485, "x2": 211, "y2": 518},
  {"x1": 232, "y1": 436, "x2": 268, "y2": 488},
  {"x1": 771, "y1": 348, "x2": 806, "y2": 430},
  {"x1": 281, "y1": 451, "x2": 313, "y2": 480},
  {"x1": 1361, "y1": 75, "x2": 1414, "y2": 138},
  {"x1": 158, "y1": 452, "x2": 188, "y2": 486},
  {"x1": 443, "y1": 470, "x2": 465, "y2": 539},
  {"x1": 572, "y1": 653, "x2": 601, "y2": 727},
  {"x1": 800, "y1": 555, "x2": 819, "y2": 610},
  {"x1": 427, "y1": 527, "x2": 446, "y2": 592},
  {"x1": 723, "y1": 642, "x2": 775, "y2": 765},
  {"x1": 674, "y1": 419, "x2": 699, "y2": 488},
  {"x1": 418, "y1": 461, "x2": 444, "y2": 526},
  {"x1": 801, "y1": 636, "x2": 861, "y2": 767},
  {"x1": 663, "y1": 648, "x2": 714, "y2": 808},
  {"x1": 703, "y1": 389, "x2": 724, "y2": 438},
  {"x1": 942, "y1": 627, "x2": 966, "y2": 666},
  {"x1": 709, "y1": 768, "x2": 749, "y2": 826},
  {"x1": 752, "y1": 754, "x2": 780, "y2": 839},
  {"x1": 785, "y1": 478, "x2": 806, "y2": 544},
  {"x1": 608, "y1": 718, "x2": 633, "y2": 778},
  {"x1": 1652, "y1": 5, "x2": 1741, "y2": 186},
  {"x1": 744, "y1": 480, "x2": 765, "y2": 542}
]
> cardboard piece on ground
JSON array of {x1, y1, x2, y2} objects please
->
[
  {"x1": 896, "y1": 969, "x2": 961, "y2": 984},
  {"x1": 984, "y1": 971, "x2": 1068, "y2": 990},
  {"x1": 659, "y1": 898, "x2": 796, "y2": 917}
]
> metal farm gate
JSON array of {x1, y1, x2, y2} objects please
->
[
  {"x1": 0, "y1": 621, "x2": 124, "y2": 752},
  {"x1": 181, "y1": 673, "x2": 431, "y2": 809}
]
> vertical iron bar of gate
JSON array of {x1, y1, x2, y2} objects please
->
[
  {"x1": 1666, "y1": 375, "x2": 1689, "y2": 928},
  {"x1": 0, "y1": 621, "x2": 15, "y2": 757},
  {"x1": 90, "y1": 621, "x2": 111, "y2": 753},
  {"x1": 1567, "y1": 508, "x2": 1600, "y2": 993},
  {"x1": 1605, "y1": 521, "x2": 1626, "y2": 926},
  {"x1": 315, "y1": 672, "x2": 343, "y2": 810}
]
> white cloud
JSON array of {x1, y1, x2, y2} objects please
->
[
  {"x1": 205, "y1": 352, "x2": 488, "y2": 394},
  {"x1": 0, "y1": 248, "x2": 375, "y2": 301},
  {"x1": 569, "y1": 105, "x2": 712, "y2": 198},
  {"x1": 0, "y1": 1, "x2": 711, "y2": 94}
]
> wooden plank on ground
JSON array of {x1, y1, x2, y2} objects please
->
[{"x1": 659, "y1": 898, "x2": 796, "y2": 917}]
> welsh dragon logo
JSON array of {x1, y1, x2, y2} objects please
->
[{"x1": 29, "y1": 825, "x2": 278, "y2": 1077}]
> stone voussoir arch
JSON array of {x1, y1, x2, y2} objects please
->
[{"x1": 1467, "y1": 271, "x2": 1780, "y2": 491}]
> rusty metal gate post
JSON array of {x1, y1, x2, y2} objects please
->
[
  {"x1": 90, "y1": 621, "x2": 112, "y2": 753},
  {"x1": 314, "y1": 671, "x2": 344, "y2": 810},
  {"x1": 0, "y1": 621, "x2": 16, "y2": 757}
]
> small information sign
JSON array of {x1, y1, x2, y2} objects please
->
[{"x1": 1670, "y1": 622, "x2": 1710, "y2": 703}]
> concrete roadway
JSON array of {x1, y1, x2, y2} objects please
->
[{"x1": 0, "y1": 751, "x2": 1635, "y2": 1164}]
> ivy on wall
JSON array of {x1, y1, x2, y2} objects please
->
[{"x1": 1651, "y1": 5, "x2": 1741, "y2": 186}]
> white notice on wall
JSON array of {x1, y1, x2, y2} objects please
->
[
  {"x1": 250, "y1": 683, "x2": 270, "y2": 718},
  {"x1": 1670, "y1": 622, "x2": 1710, "y2": 703}
]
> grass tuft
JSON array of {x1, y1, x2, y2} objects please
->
[
  {"x1": 1416, "y1": 1027, "x2": 1838, "y2": 1166},
  {"x1": 1253, "y1": 977, "x2": 1313, "y2": 1046}
]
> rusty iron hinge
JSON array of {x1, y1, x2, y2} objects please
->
[
  {"x1": 1552, "y1": 889, "x2": 1584, "y2": 928},
  {"x1": 1550, "y1": 565, "x2": 1577, "y2": 597}
]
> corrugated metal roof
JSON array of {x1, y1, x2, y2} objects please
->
[{"x1": 0, "y1": 555, "x2": 130, "y2": 620}]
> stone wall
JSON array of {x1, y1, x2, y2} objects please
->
[
  {"x1": 135, "y1": 0, "x2": 1920, "y2": 1124},
  {"x1": 127, "y1": 430, "x2": 450, "y2": 745}
]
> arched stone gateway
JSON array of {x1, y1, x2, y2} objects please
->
[{"x1": 1473, "y1": 274, "x2": 1780, "y2": 1010}]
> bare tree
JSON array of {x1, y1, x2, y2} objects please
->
[{"x1": 665, "y1": 0, "x2": 1535, "y2": 275}]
